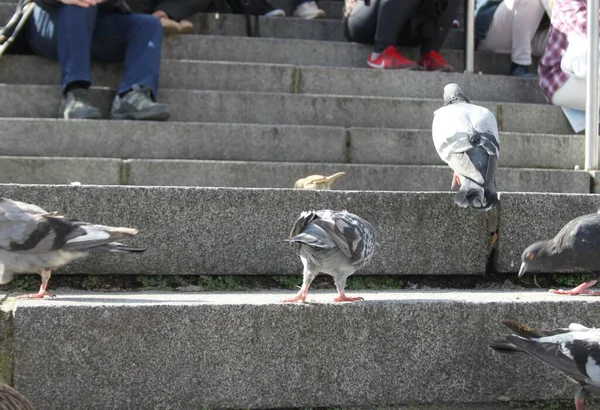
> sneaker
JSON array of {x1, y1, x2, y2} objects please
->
[
  {"x1": 367, "y1": 46, "x2": 419, "y2": 70},
  {"x1": 110, "y1": 85, "x2": 170, "y2": 121},
  {"x1": 509, "y1": 63, "x2": 537, "y2": 78},
  {"x1": 418, "y1": 50, "x2": 453, "y2": 72},
  {"x1": 264, "y1": 9, "x2": 286, "y2": 16},
  {"x1": 59, "y1": 88, "x2": 102, "y2": 120},
  {"x1": 293, "y1": 1, "x2": 326, "y2": 19}
]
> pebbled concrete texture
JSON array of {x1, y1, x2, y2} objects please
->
[
  {"x1": 0, "y1": 55, "x2": 545, "y2": 103},
  {"x1": 11, "y1": 290, "x2": 600, "y2": 409},
  {"x1": 126, "y1": 159, "x2": 591, "y2": 193},
  {"x1": 495, "y1": 192, "x2": 600, "y2": 273},
  {"x1": 0, "y1": 184, "x2": 493, "y2": 276},
  {"x1": 0, "y1": 85, "x2": 571, "y2": 134}
]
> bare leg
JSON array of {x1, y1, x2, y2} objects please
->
[
  {"x1": 575, "y1": 386, "x2": 587, "y2": 410},
  {"x1": 333, "y1": 277, "x2": 363, "y2": 302},
  {"x1": 282, "y1": 264, "x2": 316, "y2": 303},
  {"x1": 550, "y1": 279, "x2": 600, "y2": 296},
  {"x1": 451, "y1": 172, "x2": 461, "y2": 190},
  {"x1": 18, "y1": 269, "x2": 55, "y2": 299}
]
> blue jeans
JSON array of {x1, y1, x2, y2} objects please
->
[{"x1": 26, "y1": 4, "x2": 163, "y2": 98}]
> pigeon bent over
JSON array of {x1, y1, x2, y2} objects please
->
[
  {"x1": 432, "y1": 83, "x2": 500, "y2": 211},
  {"x1": 283, "y1": 209, "x2": 376, "y2": 303},
  {"x1": 490, "y1": 319, "x2": 600, "y2": 410},
  {"x1": 518, "y1": 211, "x2": 600, "y2": 296},
  {"x1": 0, "y1": 198, "x2": 146, "y2": 299}
]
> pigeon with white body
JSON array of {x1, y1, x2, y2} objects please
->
[
  {"x1": 490, "y1": 319, "x2": 600, "y2": 410},
  {"x1": 0, "y1": 197, "x2": 146, "y2": 299},
  {"x1": 432, "y1": 83, "x2": 500, "y2": 211},
  {"x1": 518, "y1": 211, "x2": 600, "y2": 296},
  {"x1": 283, "y1": 209, "x2": 376, "y2": 303}
]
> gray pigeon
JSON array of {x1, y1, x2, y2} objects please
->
[
  {"x1": 0, "y1": 197, "x2": 146, "y2": 299},
  {"x1": 519, "y1": 211, "x2": 600, "y2": 296},
  {"x1": 432, "y1": 83, "x2": 500, "y2": 211},
  {"x1": 490, "y1": 319, "x2": 600, "y2": 410},
  {"x1": 283, "y1": 209, "x2": 376, "y2": 303}
]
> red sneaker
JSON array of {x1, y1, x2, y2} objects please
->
[
  {"x1": 367, "y1": 46, "x2": 419, "y2": 70},
  {"x1": 418, "y1": 50, "x2": 453, "y2": 72}
]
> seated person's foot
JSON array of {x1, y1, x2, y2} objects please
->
[
  {"x1": 59, "y1": 88, "x2": 102, "y2": 120},
  {"x1": 418, "y1": 51, "x2": 452, "y2": 72},
  {"x1": 262, "y1": 0, "x2": 286, "y2": 17},
  {"x1": 178, "y1": 19, "x2": 194, "y2": 33},
  {"x1": 367, "y1": 46, "x2": 419, "y2": 70},
  {"x1": 293, "y1": 1, "x2": 325, "y2": 18},
  {"x1": 153, "y1": 10, "x2": 181, "y2": 34},
  {"x1": 509, "y1": 62, "x2": 537, "y2": 78},
  {"x1": 111, "y1": 85, "x2": 170, "y2": 121}
]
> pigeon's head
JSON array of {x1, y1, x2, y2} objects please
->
[
  {"x1": 518, "y1": 241, "x2": 549, "y2": 277},
  {"x1": 443, "y1": 83, "x2": 470, "y2": 105}
]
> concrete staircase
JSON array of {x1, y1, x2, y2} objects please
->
[{"x1": 0, "y1": 2, "x2": 598, "y2": 409}]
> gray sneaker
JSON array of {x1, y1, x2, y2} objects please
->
[
  {"x1": 110, "y1": 85, "x2": 170, "y2": 121},
  {"x1": 59, "y1": 89, "x2": 102, "y2": 120}
]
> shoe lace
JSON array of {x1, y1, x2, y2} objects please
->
[
  {"x1": 70, "y1": 89, "x2": 92, "y2": 106},
  {"x1": 125, "y1": 86, "x2": 154, "y2": 108}
]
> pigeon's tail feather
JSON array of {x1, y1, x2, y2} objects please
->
[
  {"x1": 489, "y1": 338, "x2": 525, "y2": 354},
  {"x1": 454, "y1": 178, "x2": 498, "y2": 211},
  {"x1": 88, "y1": 242, "x2": 147, "y2": 254}
]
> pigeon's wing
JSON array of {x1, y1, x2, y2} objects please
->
[
  {"x1": 432, "y1": 103, "x2": 498, "y2": 184},
  {"x1": 555, "y1": 213, "x2": 600, "y2": 254},
  {"x1": 289, "y1": 224, "x2": 336, "y2": 249},
  {"x1": 312, "y1": 210, "x2": 375, "y2": 264}
]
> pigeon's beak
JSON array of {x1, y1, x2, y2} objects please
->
[{"x1": 518, "y1": 262, "x2": 528, "y2": 278}]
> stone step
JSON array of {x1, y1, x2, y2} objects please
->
[
  {"x1": 0, "y1": 156, "x2": 587, "y2": 193},
  {"x1": 0, "y1": 4, "x2": 465, "y2": 45},
  {"x1": 126, "y1": 159, "x2": 590, "y2": 193},
  {"x1": 0, "y1": 184, "x2": 597, "y2": 276},
  {"x1": 162, "y1": 34, "x2": 529, "y2": 75},
  {"x1": 0, "y1": 55, "x2": 546, "y2": 104},
  {"x1": 8, "y1": 291, "x2": 596, "y2": 410},
  {"x1": 0, "y1": 120, "x2": 581, "y2": 169},
  {"x1": 0, "y1": 85, "x2": 569, "y2": 134}
]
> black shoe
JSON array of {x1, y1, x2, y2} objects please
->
[
  {"x1": 59, "y1": 88, "x2": 102, "y2": 119},
  {"x1": 110, "y1": 85, "x2": 170, "y2": 121},
  {"x1": 509, "y1": 63, "x2": 537, "y2": 78}
]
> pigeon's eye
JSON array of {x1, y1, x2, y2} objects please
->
[{"x1": 527, "y1": 253, "x2": 534, "y2": 261}]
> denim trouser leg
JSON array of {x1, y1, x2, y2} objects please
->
[{"x1": 26, "y1": 5, "x2": 163, "y2": 98}]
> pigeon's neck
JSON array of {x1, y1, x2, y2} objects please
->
[{"x1": 444, "y1": 96, "x2": 470, "y2": 106}]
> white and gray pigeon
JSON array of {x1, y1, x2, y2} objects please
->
[
  {"x1": 283, "y1": 209, "x2": 376, "y2": 303},
  {"x1": 432, "y1": 83, "x2": 500, "y2": 211},
  {"x1": 0, "y1": 197, "x2": 146, "y2": 299},
  {"x1": 490, "y1": 319, "x2": 600, "y2": 410}
]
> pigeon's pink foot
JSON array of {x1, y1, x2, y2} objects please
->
[
  {"x1": 550, "y1": 280, "x2": 599, "y2": 296},
  {"x1": 451, "y1": 172, "x2": 461, "y2": 190},
  {"x1": 17, "y1": 290, "x2": 54, "y2": 299},
  {"x1": 282, "y1": 293, "x2": 307, "y2": 303},
  {"x1": 333, "y1": 295, "x2": 364, "y2": 302},
  {"x1": 575, "y1": 398, "x2": 584, "y2": 410}
]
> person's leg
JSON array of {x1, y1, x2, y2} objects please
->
[
  {"x1": 90, "y1": 11, "x2": 169, "y2": 120},
  {"x1": 25, "y1": 4, "x2": 102, "y2": 119},
  {"x1": 346, "y1": 0, "x2": 419, "y2": 69},
  {"x1": 531, "y1": 27, "x2": 549, "y2": 57},
  {"x1": 415, "y1": 0, "x2": 458, "y2": 71}
]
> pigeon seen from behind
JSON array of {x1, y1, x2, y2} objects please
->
[
  {"x1": 518, "y1": 211, "x2": 600, "y2": 296},
  {"x1": 294, "y1": 172, "x2": 347, "y2": 190},
  {"x1": 490, "y1": 319, "x2": 600, "y2": 410},
  {"x1": 432, "y1": 83, "x2": 500, "y2": 211},
  {"x1": 0, "y1": 197, "x2": 146, "y2": 299},
  {"x1": 283, "y1": 209, "x2": 376, "y2": 303}
]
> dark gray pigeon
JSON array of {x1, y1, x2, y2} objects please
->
[
  {"x1": 283, "y1": 209, "x2": 376, "y2": 303},
  {"x1": 432, "y1": 83, "x2": 500, "y2": 211},
  {"x1": 490, "y1": 319, "x2": 600, "y2": 410},
  {"x1": 0, "y1": 197, "x2": 146, "y2": 299},
  {"x1": 519, "y1": 211, "x2": 600, "y2": 296}
]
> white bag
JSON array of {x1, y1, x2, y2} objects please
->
[{"x1": 560, "y1": 31, "x2": 600, "y2": 79}]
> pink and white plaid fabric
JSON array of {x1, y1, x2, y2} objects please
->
[{"x1": 538, "y1": 0, "x2": 590, "y2": 102}]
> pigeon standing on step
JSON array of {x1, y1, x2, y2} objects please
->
[
  {"x1": 294, "y1": 172, "x2": 346, "y2": 190},
  {"x1": 518, "y1": 211, "x2": 600, "y2": 296},
  {"x1": 283, "y1": 209, "x2": 376, "y2": 303},
  {"x1": 490, "y1": 319, "x2": 600, "y2": 410},
  {"x1": 0, "y1": 383, "x2": 34, "y2": 410},
  {"x1": 432, "y1": 83, "x2": 500, "y2": 211},
  {"x1": 0, "y1": 197, "x2": 146, "y2": 299}
]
